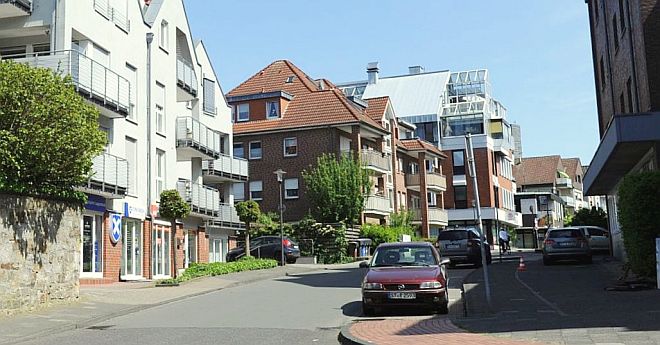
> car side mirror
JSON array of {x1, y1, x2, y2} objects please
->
[
  {"x1": 440, "y1": 258, "x2": 451, "y2": 266},
  {"x1": 359, "y1": 261, "x2": 369, "y2": 269}
]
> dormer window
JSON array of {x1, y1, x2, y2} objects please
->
[
  {"x1": 237, "y1": 103, "x2": 249, "y2": 122},
  {"x1": 267, "y1": 101, "x2": 280, "y2": 119},
  {"x1": 285, "y1": 76, "x2": 295, "y2": 83}
]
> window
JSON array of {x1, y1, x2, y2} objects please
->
[
  {"x1": 156, "y1": 105, "x2": 164, "y2": 134},
  {"x1": 233, "y1": 142, "x2": 245, "y2": 159},
  {"x1": 626, "y1": 77, "x2": 633, "y2": 113},
  {"x1": 160, "y1": 20, "x2": 169, "y2": 50},
  {"x1": 125, "y1": 137, "x2": 137, "y2": 194},
  {"x1": 285, "y1": 76, "x2": 295, "y2": 83},
  {"x1": 249, "y1": 181, "x2": 263, "y2": 200},
  {"x1": 283, "y1": 137, "x2": 297, "y2": 157},
  {"x1": 409, "y1": 162, "x2": 419, "y2": 175},
  {"x1": 397, "y1": 158, "x2": 404, "y2": 172},
  {"x1": 619, "y1": 93, "x2": 626, "y2": 114},
  {"x1": 612, "y1": 15, "x2": 619, "y2": 51},
  {"x1": 454, "y1": 185, "x2": 467, "y2": 209},
  {"x1": 427, "y1": 192, "x2": 437, "y2": 207},
  {"x1": 267, "y1": 101, "x2": 280, "y2": 119},
  {"x1": 232, "y1": 183, "x2": 245, "y2": 201},
  {"x1": 284, "y1": 178, "x2": 299, "y2": 199},
  {"x1": 155, "y1": 82, "x2": 165, "y2": 134},
  {"x1": 156, "y1": 150, "x2": 165, "y2": 199},
  {"x1": 599, "y1": 57, "x2": 606, "y2": 90},
  {"x1": 203, "y1": 78, "x2": 215, "y2": 114},
  {"x1": 237, "y1": 103, "x2": 249, "y2": 122},
  {"x1": 414, "y1": 122, "x2": 438, "y2": 144},
  {"x1": 619, "y1": 0, "x2": 626, "y2": 32},
  {"x1": 249, "y1": 141, "x2": 262, "y2": 159},
  {"x1": 453, "y1": 150, "x2": 465, "y2": 175},
  {"x1": 126, "y1": 64, "x2": 138, "y2": 122}
]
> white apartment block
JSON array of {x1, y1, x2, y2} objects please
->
[{"x1": 0, "y1": 0, "x2": 247, "y2": 283}]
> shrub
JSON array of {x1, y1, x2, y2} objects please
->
[
  {"x1": 618, "y1": 171, "x2": 660, "y2": 279},
  {"x1": 173, "y1": 257, "x2": 278, "y2": 283},
  {"x1": 291, "y1": 217, "x2": 348, "y2": 264},
  {"x1": 360, "y1": 223, "x2": 415, "y2": 248}
]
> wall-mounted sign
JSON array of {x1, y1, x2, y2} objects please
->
[
  {"x1": 85, "y1": 195, "x2": 106, "y2": 212},
  {"x1": 110, "y1": 213, "x2": 122, "y2": 244},
  {"x1": 123, "y1": 202, "x2": 146, "y2": 220}
]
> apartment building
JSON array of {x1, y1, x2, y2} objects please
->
[
  {"x1": 226, "y1": 60, "x2": 447, "y2": 237},
  {"x1": 583, "y1": 0, "x2": 660, "y2": 258},
  {"x1": 0, "y1": 0, "x2": 245, "y2": 283},
  {"x1": 339, "y1": 64, "x2": 522, "y2": 244}
]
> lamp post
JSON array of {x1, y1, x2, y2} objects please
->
[{"x1": 274, "y1": 169, "x2": 286, "y2": 266}]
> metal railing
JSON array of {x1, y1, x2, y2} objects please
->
[
  {"x1": 556, "y1": 177, "x2": 573, "y2": 189},
  {"x1": 176, "y1": 56, "x2": 198, "y2": 95},
  {"x1": 361, "y1": 150, "x2": 391, "y2": 172},
  {"x1": 561, "y1": 196, "x2": 576, "y2": 207},
  {"x1": 86, "y1": 152, "x2": 129, "y2": 196},
  {"x1": 0, "y1": 0, "x2": 32, "y2": 14},
  {"x1": 411, "y1": 207, "x2": 449, "y2": 224},
  {"x1": 176, "y1": 117, "x2": 222, "y2": 158},
  {"x1": 219, "y1": 203, "x2": 241, "y2": 224},
  {"x1": 202, "y1": 155, "x2": 249, "y2": 181},
  {"x1": 406, "y1": 172, "x2": 447, "y2": 190},
  {"x1": 2, "y1": 50, "x2": 131, "y2": 116},
  {"x1": 176, "y1": 180, "x2": 220, "y2": 216},
  {"x1": 93, "y1": 0, "x2": 130, "y2": 32},
  {"x1": 364, "y1": 195, "x2": 391, "y2": 214}
]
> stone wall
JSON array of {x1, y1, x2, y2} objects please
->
[{"x1": 0, "y1": 194, "x2": 81, "y2": 316}]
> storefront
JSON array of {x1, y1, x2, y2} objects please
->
[
  {"x1": 80, "y1": 195, "x2": 106, "y2": 278},
  {"x1": 151, "y1": 222, "x2": 172, "y2": 278},
  {"x1": 121, "y1": 202, "x2": 146, "y2": 280}
]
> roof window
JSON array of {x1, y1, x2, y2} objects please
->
[{"x1": 285, "y1": 76, "x2": 295, "y2": 83}]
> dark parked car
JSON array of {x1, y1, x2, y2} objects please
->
[
  {"x1": 359, "y1": 242, "x2": 451, "y2": 316},
  {"x1": 436, "y1": 228, "x2": 492, "y2": 267},
  {"x1": 226, "y1": 236, "x2": 300, "y2": 264}
]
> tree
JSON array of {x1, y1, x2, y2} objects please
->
[
  {"x1": 302, "y1": 153, "x2": 371, "y2": 224},
  {"x1": 570, "y1": 206, "x2": 608, "y2": 229},
  {"x1": 235, "y1": 200, "x2": 261, "y2": 257},
  {"x1": 0, "y1": 61, "x2": 106, "y2": 203},
  {"x1": 158, "y1": 189, "x2": 191, "y2": 279}
]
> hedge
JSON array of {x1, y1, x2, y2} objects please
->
[
  {"x1": 159, "y1": 257, "x2": 278, "y2": 284},
  {"x1": 360, "y1": 224, "x2": 415, "y2": 248},
  {"x1": 618, "y1": 171, "x2": 660, "y2": 279}
]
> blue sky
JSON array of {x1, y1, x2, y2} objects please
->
[{"x1": 185, "y1": 0, "x2": 599, "y2": 164}]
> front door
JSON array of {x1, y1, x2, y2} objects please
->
[
  {"x1": 81, "y1": 214, "x2": 103, "y2": 278},
  {"x1": 209, "y1": 237, "x2": 227, "y2": 263},
  {"x1": 152, "y1": 225, "x2": 171, "y2": 278},
  {"x1": 121, "y1": 219, "x2": 143, "y2": 279}
]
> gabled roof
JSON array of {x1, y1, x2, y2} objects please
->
[
  {"x1": 227, "y1": 60, "x2": 319, "y2": 97},
  {"x1": 561, "y1": 158, "x2": 583, "y2": 181},
  {"x1": 398, "y1": 138, "x2": 447, "y2": 158},
  {"x1": 513, "y1": 155, "x2": 563, "y2": 186},
  {"x1": 364, "y1": 96, "x2": 390, "y2": 123}
]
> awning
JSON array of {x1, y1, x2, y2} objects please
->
[{"x1": 583, "y1": 112, "x2": 660, "y2": 195}]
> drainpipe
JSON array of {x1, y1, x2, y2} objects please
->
[{"x1": 146, "y1": 32, "x2": 154, "y2": 209}]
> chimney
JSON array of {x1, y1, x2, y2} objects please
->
[
  {"x1": 408, "y1": 65, "x2": 424, "y2": 75},
  {"x1": 367, "y1": 62, "x2": 379, "y2": 84}
]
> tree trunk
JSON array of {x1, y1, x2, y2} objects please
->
[
  {"x1": 171, "y1": 219, "x2": 177, "y2": 279},
  {"x1": 244, "y1": 222, "x2": 250, "y2": 258}
]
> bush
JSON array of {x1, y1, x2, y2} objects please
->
[
  {"x1": 618, "y1": 171, "x2": 660, "y2": 279},
  {"x1": 360, "y1": 224, "x2": 415, "y2": 248},
  {"x1": 252, "y1": 212, "x2": 294, "y2": 238},
  {"x1": 172, "y1": 257, "x2": 278, "y2": 283},
  {"x1": 291, "y1": 217, "x2": 348, "y2": 264}
]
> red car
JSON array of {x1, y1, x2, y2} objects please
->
[{"x1": 359, "y1": 242, "x2": 451, "y2": 316}]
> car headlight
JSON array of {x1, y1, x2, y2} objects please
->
[
  {"x1": 362, "y1": 282, "x2": 383, "y2": 290},
  {"x1": 419, "y1": 281, "x2": 443, "y2": 289}
]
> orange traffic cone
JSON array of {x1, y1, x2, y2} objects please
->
[{"x1": 517, "y1": 257, "x2": 527, "y2": 272}]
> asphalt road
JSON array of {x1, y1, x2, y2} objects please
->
[{"x1": 18, "y1": 265, "x2": 473, "y2": 345}]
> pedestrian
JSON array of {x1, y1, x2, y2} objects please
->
[{"x1": 498, "y1": 228, "x2": 510, "y2": 253}]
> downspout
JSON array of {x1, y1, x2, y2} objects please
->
[{"x1": 146, "y1": 32, "x2": 154, "y2": 209}]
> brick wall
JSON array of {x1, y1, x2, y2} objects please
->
[
  {"x1": 197, "y1": 227, "x2": 209, "y2": 263},
  {"x1": 443, "y1": 148, "x2": 496, "y2": 209},
  {"x1": 103, "y1": 212, "x2": 122, "y2": 283},
  {"x1": 143, "y1": 220, "x2": 152, "y2": 279}
]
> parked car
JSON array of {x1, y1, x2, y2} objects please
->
[
  {"x1": 359, "y1": 242, "x2": 451, "y2": 316},
  {"x1": 575, "y1": 226, "x2": 610, "y2": 252},
  {"x1": 436, "y1": 228, "x2": 492, "y2": 267},
  {"x1": 226, "y1": 236, "x2": 300, "y2": 264},
  {"x1": 542, "y1": 227, "x2": 592, "y2": 265}
]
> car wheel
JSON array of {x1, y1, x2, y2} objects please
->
[
  {"x1": 286, "y1": 258, "x2": 297, "y2": 264},
  {"x1": 362, "y1": 303, "x2": 376, "y2": 317},
  {"x1": 543, "y1": 257, "x2": 552, "y2": 266}
]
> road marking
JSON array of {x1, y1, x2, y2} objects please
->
[{"x1": 514, "y1": 270, "x2": 568, "y2": 317}]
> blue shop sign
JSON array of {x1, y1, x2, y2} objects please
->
[{"x1": 85, "y1": 195, "x2": 106, "y2": 212}]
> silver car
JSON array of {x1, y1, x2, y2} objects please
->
[
  {"x1": 543, "y1": 227, "x2": 592, "y2": 265},
  {"x1": 575, "y1": 226, "x2": 610, "y2": 252},
  {"x1": 436, "y1": 229, "x2": 491, "y2": 267}
]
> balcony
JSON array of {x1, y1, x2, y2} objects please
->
[
  {"x1": 207, "y1": 204, "x2": 245, "y2": 230},
  {"x1": 80, "y1": 153, "x2": 129, "y2": 199},
  {"x1": 2, "y1": 50, "x2": 130, "y2": 118},
  {"x1": 176, "y1": 180, "x2": 220, "y2": 218},
  {"x1": 176, "y1": 56, "x2": 198, "y2": 100},
  {"x1": 412, "y1": 207, "x2": 449, "y2": 226},
  {"x1": 202, "y1": 155, "x2": 249, "y2": 183},
  {"x1": 561, "y1": 195, "x2": 576, "y2": 208},
  {"x1": 176, "y1": 117, "x2": 222, "y2": 160},
  {"x1": 556, "y1": 177, "x2": 573, "y2": 189},
  {"x1": 406, "y1": 172, "x2": 447, "y2": 192},
  {"x1": 0, "y1": 0, "x2": 32, "y2": 18},
  {"x1": 361, "y1": 150, "x2": 391, "y2": 173},
  {"x1": 364, "y1": 195, "x2": 391, "y2": 216},
  {"x1": 93, "y1": 0, "x2": 130, "y2": 32}
]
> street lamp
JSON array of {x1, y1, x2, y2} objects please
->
[{"x1": 274, "y1": 169, "x2": 286, "y2": 266}]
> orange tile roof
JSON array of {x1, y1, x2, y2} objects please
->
[
  {"x1": 561, "y1": 158, "x2": 582, "y2": 181},
  {"x1": 513, "y1": 155, "x2": 563, "y2": 186},
  {"x1": 227, "y1": 60, "x2": 319, "y2": 97},
  {"x1": 398, "y1": 138, "x2": 446, "y2": 158},
  {"x1": 364, "y1": 96, "x2": 389, "y2": 123}
]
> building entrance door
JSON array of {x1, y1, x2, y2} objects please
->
[
  {"x1": 121, "y1": 219, "x2": 143, "y2": 279},
  {"x1": 152, "y1": 226, "x2": 171, "y2": 278}
]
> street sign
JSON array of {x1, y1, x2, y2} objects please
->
[{"x1": 110, "y1": 214, "x2": 122, "y2": 244}]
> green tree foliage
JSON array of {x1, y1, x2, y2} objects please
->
[
  {"x1": 291, "y1": 216, "x2": 349, "y2": 264},
  {"x1": 159, "y1": 189, "x2": 191, "y2": 278},
  {"x1": 618, "y1": 172, "x2": 660, "y2": 279},
  {"x1": 570, "y1": 206, "x2": 608, "y2": 229},
  {"x1": 253, "y1": 212, "x2": 293, "y2": 237},
  {"x1": 235, "y1": 200, "x2": 261, "y2": 256},
  {"x1": 302, "y1": 153, "x2": 370, "y2": 224},
  {"x1": 0, "y1": 61, "x2": 106, "y2": 203}
]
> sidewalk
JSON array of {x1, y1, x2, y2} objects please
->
[{"x1": 0, "y1": 263, "x2": 347, "y2": 345}]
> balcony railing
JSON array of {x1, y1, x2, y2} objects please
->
[
  {"x1": 176, "y1": 56, "x2": 198, "y2": 96},
  {"x1": 2, "y1": 50, "x2": 130, "y2": 117},
  {"x1": 83, "y1": 153, "x2": 129, "y2": 198},
  {"x1": 202, "y1": 155, "x2": 249, "y2": 182},
  {"x1": 406, "y1": 172, "x2": 447, "y2": 191},
  {"x1": 364, "y1": 195, "x2": 391, "y2": 215},
  {"x1": 561, "y1": 196, "x2": 576, "y2": 207},
  {"x1": 361, "y1": 150, "x2": 391, "y2": 172},
  {"x1": 556, "y1": 177, "x2": 573, "y2": 189},
  {"x1": 0, "y1": 0, "x2": 32, "y2": 17},
  {"x1": 93, "y1": 0, "x2": 130, "y2": 32},
  {"x1": 411, "y1": 207, "x2": 449, "y2": 225},
  {"x1": 176, "y1": 117, "x2": 222, "y2": 159},
  {"x1": 176, "y1": 180, "x2": 220, "y2": 217},
  {"x1": 207, "y1": 203, "x2": 245, "y2": 230}
]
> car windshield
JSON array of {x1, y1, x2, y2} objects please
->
[
  {"x1": 437, "y1": 230, "x2": 468, "y2": 241},
  {"x1": 548, "y1": 229, "x2": 583, "y2": 238},
  {"x1": 371, "y1": 246, "x2": 437, "y2": 267}
]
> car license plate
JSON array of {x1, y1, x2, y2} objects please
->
[
  {"x1": 446, "y1": 244, "x2": 460, "y2": 249},
  {"x1": 388, "y1": 292, "x2": 416, "y2": 300},
  {"x1": 293, "y1": 245, "x2": 299, "y2": 249},
  {"x1": 559, "y1": 242, "x2": 573, "y2": 247}
]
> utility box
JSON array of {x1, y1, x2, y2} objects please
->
[{"x1": 356, "y1": 238, "x2": 372, "y2": 258}]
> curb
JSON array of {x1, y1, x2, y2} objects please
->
[{"x1": 338, "y1": 323, "x2": 368, "y2": 345}]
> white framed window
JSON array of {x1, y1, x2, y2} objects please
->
[
  {"x1": 159, "y1": 20, "x2": 169, "y2": 50},
  {"x1": 232, "y1": 183, "x2": 245, "y2": 201},
  {"x1": 126, "y1": 63, "x2": 138, "y2": 122},
  {"x1": 284, "y1": 178, "x2": 299, "y2": 199},
  {"x1": 249, "y1": 141, "x2": 262, "y2": 159},
  {"x1": 427, "y1": 192, "x2": 437, "y2": 207},
  {"x1": 397, "y1": 158, "x2": 404, "y2": 172},
  {"x1": 237, "y1": 103, "x2": 249, "y2": 122},
  {"x1": 155, "y1": 82, "x2": 165, "y2": 134},
  {"x1": 156, "y1": 149, "x2": 165, "y2": 199},
  {"x1": 409, "y1": 162, "x2": 419, "y2": 175},
  {"x1": 283, "y1": 137, "x2": 297, "y2": 157},
  {"x1": 266, "y1": 101, "x2": 280, "y2": 119},
  {"x1": 249, "y1": 181, "x2": 263, "y2": 200},
  {"x1": 233, "y1": 142, "x2": 245, "y2": 159},
  {"x1": 81, "y1": 213, "x2": 104, "y2": 277}
]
